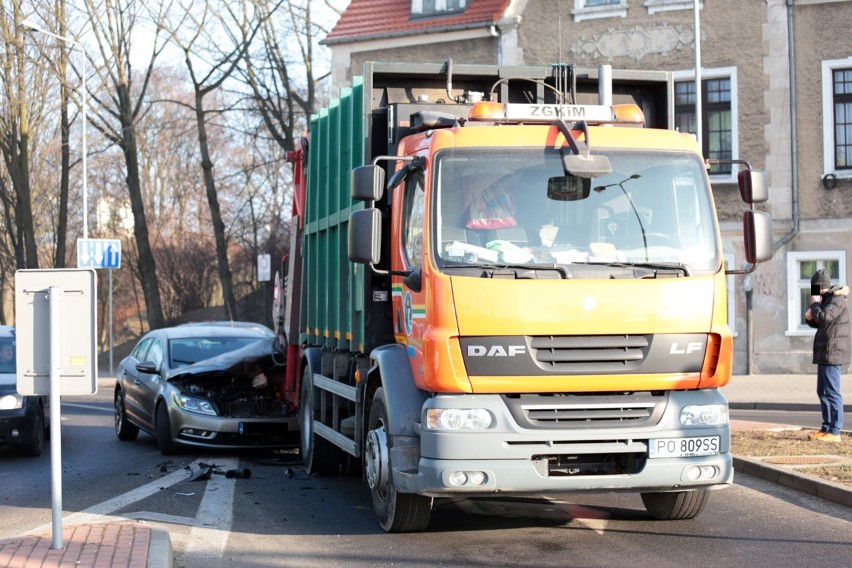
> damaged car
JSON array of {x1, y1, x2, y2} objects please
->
[{"x1": 114, "y1": 325, "x2": 295, "y2": 455}]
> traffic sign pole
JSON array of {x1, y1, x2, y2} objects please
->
[{"x1": 48, "y1": 287, "x2": 64, "y2": 549}]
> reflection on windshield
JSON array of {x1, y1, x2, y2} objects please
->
[
  {"x1": 0, "y1": 339, "x2": 15, "y2": 374},
  {"x1": 434, "y1": 148, "x2": 719, "y2": 275},
  {"x1": 169, "y1": 338, "x2": 263, "y2": 368}
]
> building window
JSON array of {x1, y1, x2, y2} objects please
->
[
  {"x1": 572, "y1": 0, "x2": 627, "y2": 22},
  {"x1": 645, "y1": 0, "x2": 698, "y2": 15},
  {"x1": 822, "y1": 58, "x2": 852, "y2": 176},
  {"x1": 786, "y1": 251, "x2": 846, "y2": 335},
  {"x1": 674, "y1": 68, "x2": 737, "y2": 182},
  {"x1": 411, "y1": 0, "x2": 467, "y2": 17}
]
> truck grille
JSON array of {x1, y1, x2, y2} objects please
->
[
  {"x1": 503, "y1": 391, "x2": 666, "y2": 430},
  {"x1": 530, "y1": 334, "x2": 650, "y2": 373}
]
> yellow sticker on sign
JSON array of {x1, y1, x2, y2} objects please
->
[{"x1": 70, "y1": 356, "x2": 87, "y2": 366}]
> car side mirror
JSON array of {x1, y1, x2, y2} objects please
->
[{"x1": 136, "y1": 361, "x2": 159, "y2": 375}]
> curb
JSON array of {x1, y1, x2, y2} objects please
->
[
  {"x1": 732, "y1": 455, "x2": 852, "y2": 509},
  {"x1": 148, "y1": 528, "x2": 173, "y2": 568},
  {"x1": 728, "y1": 402, "x2": 852, "y2": 412}
]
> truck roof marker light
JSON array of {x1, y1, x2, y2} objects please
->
[
  {"x1": 468, "y1": 101, "x2": 506, "y2": 122},
  {"x1": 612, "y1": 104, "x2": 645, "y2": 125}
]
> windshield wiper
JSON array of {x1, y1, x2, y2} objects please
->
[
  {"x1": 581, "y1": 260, "x2": 689, "y2": 277},
  {"x1": 442, "y1": 263, "x2": 571, "y2": 279}
]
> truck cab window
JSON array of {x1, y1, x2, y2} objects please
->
[{"x1": 403, "y1": 172, "x2": 426, "y2": 270}]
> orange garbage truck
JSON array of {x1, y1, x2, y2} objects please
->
[{"x1": 273, "y1": 61, "x2": 772, "y2": 532}]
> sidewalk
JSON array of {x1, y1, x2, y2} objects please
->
[{"x1": 1, "y1": 373, "x2": 849, "y2": 567}]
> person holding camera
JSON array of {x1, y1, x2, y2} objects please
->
[{"x1": 804, "y1": 269, "x2": 849, "y2": 443}]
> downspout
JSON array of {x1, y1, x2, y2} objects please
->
[{"x1": 774, "y1": 0, "x2": 800, "y2": 250}]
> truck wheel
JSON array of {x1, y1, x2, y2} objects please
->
[
  {"x1": 365, "y1": 388, "x2": 431, "y2": 532},
  {"x1": 156, "y1": 403, "x2": 180, "y2": 455},
  {"x1": 114, "y1": 389, "x2": 139, "y2": 441},
  {"x1": 20, "y1": 407, "x2": 45, "y2": 457},
  {"x1": 641, "y1": 490, "x2": 708, "y2": 520},
  {"x1": 300, "y1": 366, "x2": 340, "y2": 475}
]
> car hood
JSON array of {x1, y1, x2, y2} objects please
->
[{"x1": 166, "y1": 338, "x2": 284, "y2": 384}]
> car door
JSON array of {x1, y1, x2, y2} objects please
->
[
  {"x1": 120, "y1": 337, "x2": 155, "y2": 430},
  {"x1": 132, "y1": 337, "x2": 165, "y2": 432}
]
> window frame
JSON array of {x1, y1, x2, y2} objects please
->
[
  {"x1": 411, "y1": 0, "x2": 467, "y2": 17},
  {"x1": 572, "y1": 0, "x2": 628, "y2": 22},
  {"x1": 822, "y1": 57, "x2": 852, "y2": 178},
  {"x1": 644, "y1": 0, "x2": 699, "y2": 15},
  {"x1": 673, "y1": 67, "x2": 738, "y2": 184},
  {"x1": 786, "y1": 250, "x2": 846, "y2": 336}
]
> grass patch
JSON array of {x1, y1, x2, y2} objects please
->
[{"x1": 731, "y1": 429, "x2": 852, "y2": 487}]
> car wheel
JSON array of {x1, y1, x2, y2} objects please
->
[
  {"x1": 20, "y1": 406, "x2": 45, "y2": 457},
  {"x1": 300, "y1": 366, "x2": 341, "y2": 475},
  {"x1": 641, "y1": 490, "x2": 709, "y2": 520},
  {"x1": 156, "y1": 402, "x2": 180, "y2": 455},
  {"x1": 114, "y1": 389, "x2": 139, "y2": 441},
  {"x1": 365, "y1": 388, "x2": 431, "y2": 532}
]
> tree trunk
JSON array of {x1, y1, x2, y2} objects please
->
[
  {"x1": 118, "y1": 83, "x2": 164, "y2": 330},
  {"x1": 194, "y1": 92, "x2": 237, "y2": 320},
  {"x1": 55, "y1": 0, "x2": 69, "y2": 268}
]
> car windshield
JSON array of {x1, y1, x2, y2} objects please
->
[
  {"x1": 0, "y1": 338, "x2": 15, "y2": 376},
  {"x1": 433, "y1": 147, "x2": 720, "y2": 275},
  {"x1": 168, "y1": 337, "x2": 263, "y2": 368}
]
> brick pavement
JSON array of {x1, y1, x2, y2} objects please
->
[{"x1": 0, "y1": 523, "x2": 152, "y2": 568}]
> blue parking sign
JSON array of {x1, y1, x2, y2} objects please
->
[{"x1": 77, "y1": 239, "x2": 121, "y2": 269}]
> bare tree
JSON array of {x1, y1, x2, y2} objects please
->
[
  {"x1": 0, "y1": 1, "x2": 44, "y2": 269},
  {"x1": 83, "y1": 0, "x2": 169, "y2": 330},
  {"x1": 162, "y1": 1, "x2": 260, "y2": 321}
]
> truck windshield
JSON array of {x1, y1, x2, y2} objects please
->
[{"x1": 433, "y1": 147, "x2": 720, "y2": 276}]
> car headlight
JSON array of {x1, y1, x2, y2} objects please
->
[
  {"x1": 0, "y1": 393, "x2": 24, "y2": 410},
  {"x1": 426, "y1": 408, "x2": 492, "y2": 430},
  {"x1": 680, "y1": 404, "x2": 728, "y2": 426},
  {"x1": 174, "y1": 394, "x2": 217, "y2": 416}
]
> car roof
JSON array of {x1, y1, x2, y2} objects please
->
[
  {"x1": 143, "y1": 325, "x2": 271, "y2": 341},
  {"x1": 178, "y1": 321, "x2": 274, "y2": 337},
  {"x1": 0, "y1": 325, "x2": 14, "y2": 339}
]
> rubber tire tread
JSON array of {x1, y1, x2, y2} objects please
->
[
  {"x1": 368, "y1": 388, "x2": 431, "y2": 533},
  {"x1": 300, "y1": 366, "x2": 341, "y2": 475},
  {"x1": 19, "y1": 407, "x2": 44, "y2": 457},
  {"x1": 641, "y1": 489, "x2": 709, "y2": 520},
  {"x1": 115, "y1": 390, "x2": 140, "y2": 441}
]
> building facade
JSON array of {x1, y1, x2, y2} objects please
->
[{"x1": 324, "y1": 0, "x2": 852, "y2": 374}]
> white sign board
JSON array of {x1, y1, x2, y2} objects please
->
[
  {"x1": 77, "y1": 238, "x2": 121, "y2": 269},
  {"x1": 15, "y1": 269, "x2": 98, "y2": 395},
  {"x1": 258, "y1": 253, "x2": 271, "y2": 282}
]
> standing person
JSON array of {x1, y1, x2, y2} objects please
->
[{"x1": 804, "y1": 269, "x2": 849, "y2": 442}]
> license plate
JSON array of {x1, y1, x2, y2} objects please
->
[{"x1": 648, "y1": 436, "x2": 720, "y2": 458}]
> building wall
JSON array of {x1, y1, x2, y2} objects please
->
[{"x1": 327, "y1": 0, "x2": 852, "y2": 374}]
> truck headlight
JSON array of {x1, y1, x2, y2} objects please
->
[
  {"x1": 0, "y1": 393, "x2": 24, "y2": 410},
  {"x1": 175, "y1": 394, "x2": 217, "y2": 416},
  {"x1": 680, "y1": 404, "x2": 728, "y2": 426},
  {"x1": 426, "y1": 408, "x2": 492, "y2": 430}
]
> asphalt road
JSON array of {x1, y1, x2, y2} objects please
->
[{"x1": 1, "y1": 389, "x2": 850, "y2": 567}]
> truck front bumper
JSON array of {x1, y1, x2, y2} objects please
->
[{"x1": 392, "y1": 388, "x2": 733, "y2": 496}]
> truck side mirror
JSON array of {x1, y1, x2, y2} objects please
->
[
  {"x1": 352, "y1": 165, "x2": 385, "y2": 202},
  {"x1": 738, "y1": 169, "x2": 768, "y2": 204},
  {"x1": 348, "y1": 208, "x2": 382, "y2": 264},
  {"x1": 743, "y1": 210, "x2": 773, "y2": 263}
]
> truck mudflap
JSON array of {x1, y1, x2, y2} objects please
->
[{"x1": 391, "y1": 388, "x2": 733, "y2": 496}]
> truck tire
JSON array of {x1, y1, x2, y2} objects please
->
[
  {"x1": 641, "y1": 490, "x2": 708, "y2": 520},
  {"x1": 300, "y1": 366, "x2": 341, "y2": 475},
  {"x1": 114, "y1": 389, "x2": 139, "y2": 441},
  {"x1": 156, "y1": 403, "x2": 180, "y2": 456},
  {"x1": 365, "y1": 388, "x2": 431, "y2": 532}
]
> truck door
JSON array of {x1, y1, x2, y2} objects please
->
[{"x1": 395, "y1": 169, "x2": 427, "y2": 385}]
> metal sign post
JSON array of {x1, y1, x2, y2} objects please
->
[{"x1": 16, "y1": 269, "x2": 97, "y2": 550}]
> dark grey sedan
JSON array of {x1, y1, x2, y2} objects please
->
[{"x1": 114, "y1": 324, "x2": 295, "y2": 454}]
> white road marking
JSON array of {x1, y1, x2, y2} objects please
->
[{"x1": 182, "y1": 457, "x2": 238, "y2": 568}]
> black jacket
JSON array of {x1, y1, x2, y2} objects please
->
[{"x1": 807, "y1": 285, "x2": 851, "y2": 366}]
